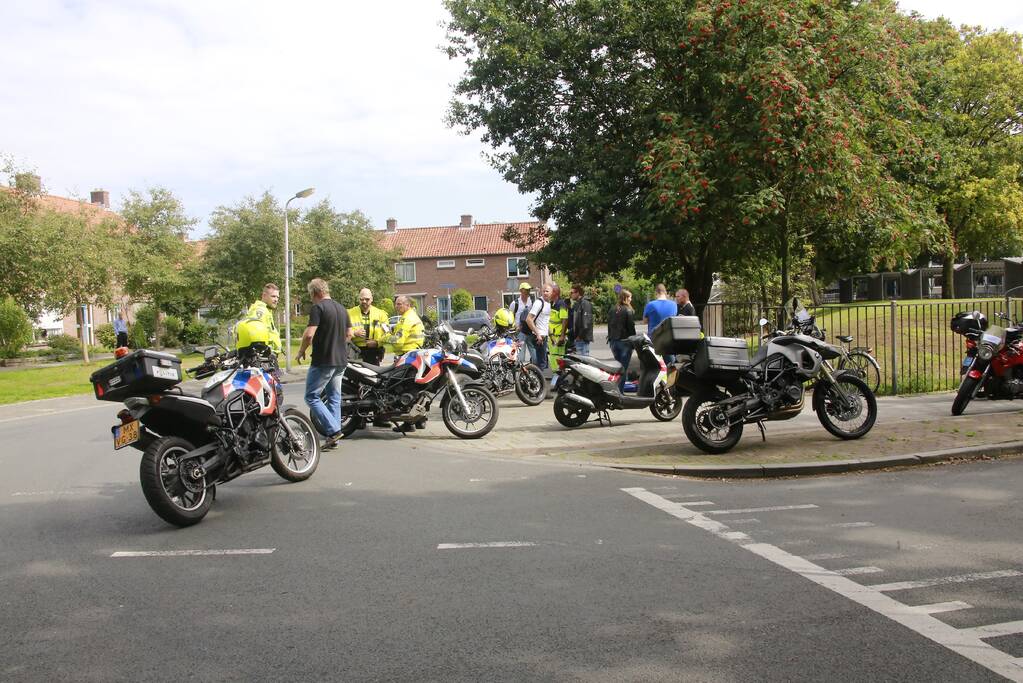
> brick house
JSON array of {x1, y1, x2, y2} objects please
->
[{"x1": 378, "y1": 214, "x2": 551, "y2": 319}]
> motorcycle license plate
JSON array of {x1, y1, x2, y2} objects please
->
[
  {"x1": 112, "y1": 420, "x2": 140, "y2": 450},
  {"x1": 961, "y1": 356, "x2": 972, "y2": 368}
]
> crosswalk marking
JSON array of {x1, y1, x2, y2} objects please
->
[
  {"x1": 960, "y1": 621, "x2": 1023, "y2": 640},
  {"x1": 829, "y1": 522, "x2": 875, "y2": 528},
  {"x1": 909, "y1": 601, "x2": 973, "y2": 615},
  {"x1": 705, "y1": 504, "x2": 818, "y2": 516},
  {"x1": 834, "y1": 566, "x2": 884, "y2": 576},
  {"x1": 437, "y1": 542, "x2": 536, "y2": 550},
  {"x1": 111, "y1": 549, "x2": 275, "y2": 557},
  {"x1": 869, "y1": 570, "x2": 1023, "y2": 593},
  {"x1": 804, "y1": 553, "x2": 848, "y2": 561}
]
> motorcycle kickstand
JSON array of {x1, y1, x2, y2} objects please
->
[
  {"x1": 756, "y1": 421, "x2": 767, "y2": 442},
  {"x1": 597, "y1": 410, "x2": 612, "y2": 426}
]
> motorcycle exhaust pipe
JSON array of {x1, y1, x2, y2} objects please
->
[{"x1": 562, "y1": 393, "x2": 596, "y2": 410}]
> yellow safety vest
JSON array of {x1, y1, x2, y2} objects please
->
[
  {"x1": 347, "y1": 304, "x2": 389, "y2": 348},
  {"x1": 549, "y1": 299, "x2": 569, "y2": 339},
  {"x1": 386, "y1": 309, "x2": 424, "y2": 353},
  {"x1": 246, "y1": 300, "x2": 282, "y2": 354}
]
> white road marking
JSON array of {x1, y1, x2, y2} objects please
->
[
  {"x1": 805, "y1": 553, "x2": 848, "y2": 561},
  {"x1": 576, "y1": 474, "x2": 587, "y2": 478},
  {"x1": 437, "y1": 542, "x2": 536, "y2": 550},
  {"x1": 680, "y1": 501, "x2": 715, "y2": 506},
  {"x1": 779, "y1": 539, "x2": 814, "y2": 547},
  {"x1": 12, "y1": 491, "x2": 79, "y2": 497},
  {"x1": 834, "y1": 566, "x2": 884, "y2": 576},
  {"x1": 706, "y1": 504, "x2": 819, "y2": 516},
  {"x1": 0, "y1": 404, "x2": 109, "y2": 425},
  {"x1": 960, "y1": 621, "x2": 1023, "y2": 639},
  {"x1": 469, "y1": 478, "x2": 484, "y2": 482},
  {"x1": 830, "y1": 522, "x2": 875, "y2": 528},
  {"x1": 623, "y1": 488, "x2": 1023, "y2": 682},
  {"x1": 111, "y1": 549, "x2": 275, "y2": 557},
  {"x1": 870, "y1": 570, "x2": 1023, "y2": 593},
  {"x1": 910, "y1": 601, "x2": 973, "y2": 615},
  {"x1": 728, "y1": 518, "x2": 761, "y2": 525}
]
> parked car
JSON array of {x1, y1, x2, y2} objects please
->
[
  {"x1": 450, "y1": 309, "x2": 491, "y2": 333},
  {"x1": 388, "y1": 315, "x2": 401, "y2": 329}
]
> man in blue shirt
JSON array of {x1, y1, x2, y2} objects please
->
[
  {"x1": 643, "y1": 283, "x2": 677, "y2": 334},
  {"x1": 113, "y1": 313, "x2": 129, "y2": 348}
]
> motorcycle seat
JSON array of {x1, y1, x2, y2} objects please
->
[
  {"x1": 569, "y1": 355, "x2": 623, "y2": 374},
  {"x1": 837, "y1": 335, "x2": 853, "y2": 343}
]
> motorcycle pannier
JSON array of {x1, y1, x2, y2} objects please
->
[
  {"x1": 90, "y1": 349, "x2": 183, "y2": 402},
  {"x1": 693, "y1": 337, "x2": 751, "y2": 378},
  {"x1": 652, "y1": 316, "x2": 702, "y2": 355}
]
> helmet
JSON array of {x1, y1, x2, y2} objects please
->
[
  {"x1": 493, "y1": 307, "x2": 514, "y2": 332},
  {"x1": 235, "y1": 316, "x2": 270, "y2": 351}
]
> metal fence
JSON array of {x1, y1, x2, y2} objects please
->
[{"x1": 699, "y1": 298, "x2": 1023, "y2": 395}]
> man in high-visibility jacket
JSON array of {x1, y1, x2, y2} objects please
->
[
  {"x1": 347, "y1": 287, "x2": 390, "y2": 365},
  {"x1": 246, "y1": 283, "x2": 283, "y2": 355},
  {"x1": 547, "y1": 284, "x2": 569, "y2": 371},
  {"x1": 386, "y1": 295, "x2": 424, "y2": 356}
]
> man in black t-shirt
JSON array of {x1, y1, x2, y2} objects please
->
[{"x1": 297, "y1": 278, "x2": 352, "y2": 450}]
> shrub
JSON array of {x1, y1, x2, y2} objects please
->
[
  {"x1": 47, "y1": 334, "x2": 81, "y2": 355},
  {"x1": 163, "y1": 315, "x2": 184, "y2": 347},
  {"x1": 95, "y1": 323, "x2": 117, "y2": 349},
  {"x1": 378, "y1": 297, "x2": 395, "y2": 316},
  {"x1": 0, "y1": 298, "x2": 34, "y2": 359},
  {"x1": 451, "y1": 288, "x2": 473, "y2": 315},
  {"x1": 181, "y1": 320, "x2": 216, "y2": 346},
  {"x1": 134, "y1": 305, "x2": 157, "y2": 338},
  {"x1": 128, "y1": 323, "x2": 148, "y2": 349}
]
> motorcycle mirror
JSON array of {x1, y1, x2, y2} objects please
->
[{"x1": 758, "y1": 318, "x2": 769, "y2": 327}]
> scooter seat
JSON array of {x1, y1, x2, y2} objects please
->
[
  {"x1": 569, "y1": 355, "x2": 623, "y2": 374},
  {"x1": 837, "y1": 335, "x2": 853, "y2": 343}
]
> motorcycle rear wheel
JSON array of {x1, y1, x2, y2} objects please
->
[
  {"x1": 814, "y1": 375, "x2": 876, "y2": 439},
  {"x1": 442, "y1": 386, "x2": 499, "y2": 439},
  {"x1": 681, "y1": 390, "x2": 743, "y2": 454},
  {"x1": 515, "y1": 363, "x2": 547, "y2": 405},
  {"x1": 553, "y1": 393, "x2": 590, "y2": 428},
  {"x1": 650, "y1": 386, "x2": 683, "y2": 421},
  {"x1": 951, "y1": 375, "x2": 981, "y2": 416},
  {"x1": 271, "y1": 408, "x2": 320, "y2": 482},
  {"x1": 140, "y1": 436, "x2": 215, "y2": 527}
]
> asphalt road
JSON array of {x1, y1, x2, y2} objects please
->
[{"x1": 2, "y1": 396, "x2": 1022, "y2": 681}]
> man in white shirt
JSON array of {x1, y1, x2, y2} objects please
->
[
  {"x1": 509, "y1": 282, "x2": 534, "y2": 363},
  {"x1": 525, "y1": 284, "x2": 552, "y2": 369}
]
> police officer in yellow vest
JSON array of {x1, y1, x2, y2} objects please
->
[
  {"x1": 547, "y1": 284, "x2": 569, "y2": 370},
  {"x1": 245, "y1": 283, "x2": 283, "y2": 355},
  {"x1": 386, "y1": 295, "x2": 425, "y2": 356},
  {"x1": 347, "y1": 288, "x2": 390, "y2": 365}
]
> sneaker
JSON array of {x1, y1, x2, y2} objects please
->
[{"x1": 323, "y1": 432, "x2": 344, "y2": 450}]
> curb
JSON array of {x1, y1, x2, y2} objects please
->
[{"x1": 602, "y1": 440, "x2": 1023, "y2": 478}]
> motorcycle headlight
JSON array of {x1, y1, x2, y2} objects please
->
[{"x1": 978, "y1": 345, "x2": 995, "y2": 361}]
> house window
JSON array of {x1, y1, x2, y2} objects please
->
[
  {"x1": 466, "y1": 258, "x2": 485, "y2": 268},
  {"x1": 395, "y1": 262, "x2": 416, "y2": 283},
  {"x1": 507, "y1": 257, "x2": 529, "y2": 277},
  {"x1": 473, "y1": 295, "x2": 488, "y2": 312},
  {"x1": 437, "y1": 260, "x2": 455, "y2": 269},
  {"x1": 409, "y1": 295, "x2": 426, "y2": 313},
  {"x1": 502, "y1": 292, "x2": 517, "y2": 308}
]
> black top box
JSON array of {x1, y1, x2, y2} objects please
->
[
  {"x1": 693, "y1": 336, "x2": 751, "y2": 378},
  {"x1": 90, "y1": 349, "x2": 183, "y2": 402},
  {"x1": 652, "y1": 316, "x2": 703, "y2": 355}
]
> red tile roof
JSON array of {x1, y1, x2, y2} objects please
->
[{"x1": 377, "y1": 220, "x2": 548, "y2": 259}]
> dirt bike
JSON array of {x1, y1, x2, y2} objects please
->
[{"x1": 91, "y1": 343, "x2": 319, "y2": 527}]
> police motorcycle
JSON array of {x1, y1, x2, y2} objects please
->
[
  {"x1": 552, "y1": 330, "x2": 681, "y2": 428},
  {"x1": 464, "y1": 308, "x2": 547, "y2": 406},
  {"x1": 950, "y1": 310, "x2": 1023, "y2": 415},
  {"x1": 90, "y1": 320, "x2": 319, "y2": 528},
  {"x1": 672, "y1": 308, "x2": 877, "y2": 454},
  {"x1": 325, "y1": 322, "x2": 499, "y2": 439}
]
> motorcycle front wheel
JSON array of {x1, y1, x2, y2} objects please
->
[
  {"x1": 951, "y1": 374, "x2": 982, "y2": 416},
  {"x1": 650, "y1": 386, "x2": 683, "y2": 421},
  {"x1": 140, "y1": 436, "x2": 215, "y2": 527},
  {"x1": 553, "y1": 392, "x2": 590, "y2": 428},
  {"x1": 681, "y1": 390, "x2": 743, "y2": 454},
  {"x1": 514, "y1": 363, "x2": 547, "y2": 405},
  {"x1": 442, "y1": 385, "x2": 499, "y2": 439},
  {"x1": 271, "y1": 408, "x2": 320, "y2": 482},
  {"x1": 814, "y1": 375, "x2": 877, "y2": 439}
]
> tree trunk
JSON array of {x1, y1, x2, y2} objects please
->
[
  {"x1": 77, "y1": 303, "x2": 90, "y2": 364},
  {"x1": 942, "y1": 249, "x2": 955, "y2": 299},
  {"x1": 153, "y1": 300, "x2": 162, "y2": 350},
  {"x1": 779, "y1": 223, "x2": 790, "y2": 309}
]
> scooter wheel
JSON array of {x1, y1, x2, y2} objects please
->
[{"x1": 554, "y1": 393, "x2": 589, "y2": 428}]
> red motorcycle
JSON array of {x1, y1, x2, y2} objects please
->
[{"x1": 950, "y1": 310, "x2": 1023, "y2": 415}]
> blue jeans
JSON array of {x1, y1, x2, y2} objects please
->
[
  {"x1": 516, "y1": 332, "x2": 529, "y2": 363},
  {"x1": 305, "y1": 365, "x2": 344, "y2": 436},
  {"x1": 525, "y1": 335, "x2": 548, "y2": 369},
  {"x1": 610, "y1": 339, "x2": 632, "y2": 391},
  {"x1": 573, "y1": 340, "x2": 590, "y2": 356}
]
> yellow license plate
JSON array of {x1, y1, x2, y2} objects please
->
[{"x1": 113, "y1": 420, "x2": 140, "y2": 450}]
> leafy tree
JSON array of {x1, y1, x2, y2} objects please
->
[
  {"x1": 444, "y1": 0, "x2": 936, "y2": 306},
  {"x1": 0, "y1": 170, "x2": 52, "y2": 316},
  {"x1": 451, "y1": 288, "x2": 473, "y2": 315},
  {"x1": 0, "y1": 297, "x2": 33, "y2": 358},
  {"x1": 119, "y1": 187, "x2": 196, "y2": 348},
  {"x1": 36, "y1": 209, "x2": 121, "y2": 362}
]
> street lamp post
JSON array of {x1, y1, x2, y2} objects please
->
[{"x1": 283, "y1": 187, "x2": 315, "y2": 372}]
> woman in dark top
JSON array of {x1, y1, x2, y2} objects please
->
[{"x1": 607, "y1": 289, "x2": 636, "y2": 391}]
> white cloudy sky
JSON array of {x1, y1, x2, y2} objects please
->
[{"x1": 1, "y1": 1, "x2": 1020, "y2": 237}]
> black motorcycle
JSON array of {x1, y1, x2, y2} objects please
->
[
  {"x1": 463, "y1": 325, "x2": 547, "y2": 406},
  {"x1": 552, "y1": 333, "x2": 682, "y2": 427},
  {"x1": 91, "y1": 343, "x2": 319, "y2": 527},
  {"x1": 675, "y1": 320, "x2": 877, "y2": 454},
  {"x1": 328, "y1": 324, "x2": 500, "y2": 439}
]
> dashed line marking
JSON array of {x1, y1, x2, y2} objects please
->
[
  {"x1": 834, "y1": 566, "x2": 884, "y2": 576},
  {"x1": 437, "y1": 542, "x2": 536, "y2": 550},
  {"x1": 830, "y1": 522, "x2": 875, "y2": 528},
  {"x1": 111, "y1": 549, "x2": 275, "y2": 557},
  {"x1": 805, "y1": 553, "x2": 848, "y2": 561},
  {"x1": 622, "y1": 487, "x2": 1023, "y2": 682},
  {"x1": 706, "y1": 504, "x2": 818, "y2": 516},
  {"x1": 679, "y1": 501, "x2": 715, "y2": 506},
  {"x1": 870, "y1": 570, "x2": 1023, "y2": 593}
]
